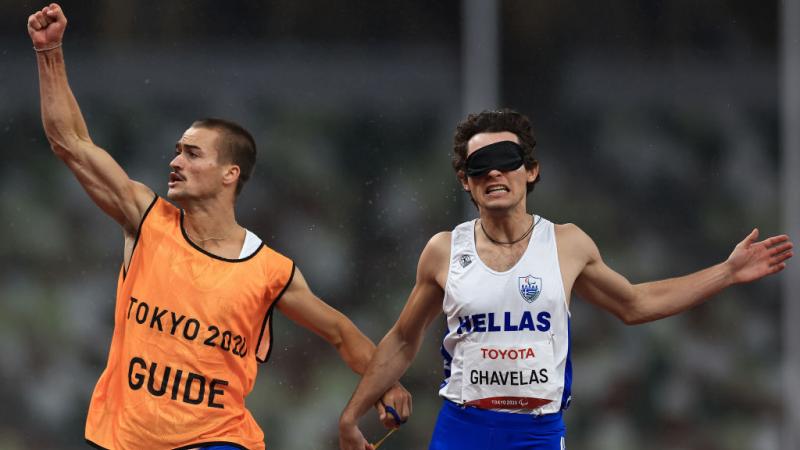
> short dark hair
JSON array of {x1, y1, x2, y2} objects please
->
[
  {"x1": 191, "y1": 118, "x2": 257, "y2": 196},
  {"x1": 452, "y1": 108, "x2": 540, "y2": 193}
]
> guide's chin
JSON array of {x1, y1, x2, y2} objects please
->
[{"x1": 166, "y1": 188, "x2": 185, "y2": 201}]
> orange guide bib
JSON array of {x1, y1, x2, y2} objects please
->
[{"x1": 85, "y1": 197, "x2": 294, "y2": 450}]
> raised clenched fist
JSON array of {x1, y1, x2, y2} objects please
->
[{"x1": 27, "y1": 3, "x2": 67, "y2": 49}]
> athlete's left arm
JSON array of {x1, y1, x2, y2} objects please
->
[
  {"x1": 570, "y1": 226, "x2": 793, "y2": 325},
  {"x1": 276, "y1": 267, "x2": 411, "y2": 427}
]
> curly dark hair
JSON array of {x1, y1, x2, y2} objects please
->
[{"x1": 452, "y1": 108, "x2": 539, "y2": 193}]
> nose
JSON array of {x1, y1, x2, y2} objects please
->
[
  {"x1": 169, "y1": 153, "x2": 182, "y2": 171},
  {"x1": 486, "y1": 168, "x2": 503, "y2": 177}
]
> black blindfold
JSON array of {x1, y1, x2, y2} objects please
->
[{"x1": 465, "y1": 141, "x2": 525, "y2": 177}]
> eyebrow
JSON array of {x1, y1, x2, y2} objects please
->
[{"x1": 175, "y1": 142, "x2": 202, "y2": 151}]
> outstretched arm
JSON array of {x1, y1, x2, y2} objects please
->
[
  {"x1": 28, "y1": 3, "x2": 153, "y2": 235},
  {"x1": 570, "y1": 226, "x2": 793, "y2": 325},
  {"x1": 339, "y1": 232, "x2": 448, "y2": 450},
  {"x1": 276, "y1": 268, "x2": 412, "y2": 429}
]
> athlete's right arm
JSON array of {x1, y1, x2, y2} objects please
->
[
  {"x1": 338, "y1": 232, "x2": 449, "y2": 450},
  {"x1": 28, "y1": 4, "x2": 153, "y2": 235}
]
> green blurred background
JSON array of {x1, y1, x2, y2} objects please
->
[{"x1": 0, "y1": 1, "x2": 794, "y2": 449}]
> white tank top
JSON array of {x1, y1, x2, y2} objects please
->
[
  {"x1": 438, "y1": 216, "x2": 572, "y2": 415},
  {"x1": 240, "y1": 229, "x2": 262, "y2": 258}
]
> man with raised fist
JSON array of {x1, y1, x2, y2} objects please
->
[{"x1": 28, "y1": 4, "x2": 410, "y2": 449}]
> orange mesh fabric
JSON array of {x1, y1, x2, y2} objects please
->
[{"x1": 85, "y1": 197, "x2": 293, "y2": 450}]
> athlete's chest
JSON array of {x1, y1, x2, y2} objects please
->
[
  {"x1": 446, "y1": 218, "x2": 566, "y2": 314},
  {"x1": 449, "y1": 266, "x2": 560, "y2": 310},
  {"x1": 474, "y1": 241, "x2": 529, "y2": 272}
]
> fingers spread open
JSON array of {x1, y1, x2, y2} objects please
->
[
  {"x1": 763, "y1": 234, "x2": 790, "y2": 248},
  {"x1": 769, "y1": 262, "x2": 787, "y2": 274},
  {"x1": 769, "y1": 241, "x2": 793, "y2": 256},
  {"x1": 771, "y1": 250, "x2": 793, "y2": 265}
]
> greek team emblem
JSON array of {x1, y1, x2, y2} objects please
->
[
  {"x1": 518, "y1": 275, "x2": 542, "y2": 303},
  {"x1": 459, "y1": 254, "x2": 473, "y2": 268}
]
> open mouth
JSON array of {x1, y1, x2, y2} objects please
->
[
  {"x1": 486, "y1": 185, "x2": 509, "y2": 194},
  {"x1": 168, "y1": 172, "x2": 185, "y2": 186}
]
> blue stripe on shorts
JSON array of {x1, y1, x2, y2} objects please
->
[{"x1": 429, "y1": 400, "x2": 566, "y2": 450}]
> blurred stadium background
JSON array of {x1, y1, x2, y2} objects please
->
[{"x1": 1, "y1": 1, "x2": 798, "y2": 449}]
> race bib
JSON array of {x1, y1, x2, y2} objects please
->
[{"x1": 460, "y1": 340, "x2": 560, "y2": 410}]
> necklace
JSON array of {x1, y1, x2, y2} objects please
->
[{"x1": 480, "y1": 215, "x2": 535, "y2": 245}]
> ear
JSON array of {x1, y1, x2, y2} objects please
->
[
  {"x1": 222, "y1": 164, "x2": 241, "y2": 189},
  {"x1": 457, "y1": 170, "x2": 470, "y2": 191},
  {"x1": 526, "y1": 161, "x2": 540, "y2": 183}
]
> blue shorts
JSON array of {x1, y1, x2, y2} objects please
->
[{"x1": 429, "y1": 400, "x2": 566, "y2": 450}]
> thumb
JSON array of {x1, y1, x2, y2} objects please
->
[
  {"x1": 375, "y1": 401, "x2": 386, "y2": 421},
  {"x1": 743, "y1": 228, "x2": 759, "y2": 246}
]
